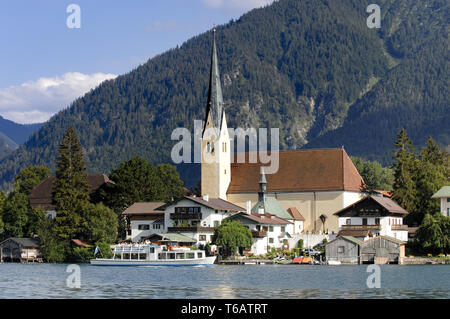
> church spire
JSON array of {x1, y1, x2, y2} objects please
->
[
  {"x1": 258, "y1": 167, "x2": 267, "y2": 203},
  {"x1": 203, "y1": 28, "x2": 224, "y2": 133}
]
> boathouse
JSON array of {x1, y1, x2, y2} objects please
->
[
  {"x1": 360, "y1": 236, "x2": 406, "y2": 264},
  {"x1": 325, "y1": 236, "x2": 361, "y2": 264},
  {"x1": 0, "y1": 238, "x2": 41, "y2": 263}
]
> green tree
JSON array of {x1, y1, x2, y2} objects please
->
[
  {"x1": 415, "y1": 213, "x2": 450, "y2": 255},
  {"x1": 1, "y1": 193, "x2": 30, "y2": 238},
  {"x1": 213, "y1": 220, "x2": 253, "y2": 257},
  {"x1": 101, "y1": 156, "x2": 164, "y2": 214},
  {"x1": 83, "y1": 203, "x2": 118, "y2": 244},
  {"x1": 156, "y1": 164, "x2": 185, "y2": 201},
  {"x1": 53, "y1": 127, "x2": 91, "y2": 240},
  {"x1": 13, "y1": 166, "x2": 51, "y2": 196},
  {"x1": 392, "y1": 129, "x2": 419, "y2": 223},
  {"x1": 36, "y1": 218, "x2": 67, "y2": 263},
  {"x1": 351, "y1": 156, "x2": 394, "y2": 191},
  {"x1": 415, "y1": 137, "x2": 448, "y2": 221}
]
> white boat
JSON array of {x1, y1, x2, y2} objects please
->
[
  {"x1": 327, "y1": 260, "x2": 342, "y2": 265},
  {"x1": 90, "y1": 244, "x2": 216, "y2": 266}
]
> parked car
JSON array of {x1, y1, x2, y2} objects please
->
[{"x1": 302, "y1": 248, "x2": 322, "y2": 255}]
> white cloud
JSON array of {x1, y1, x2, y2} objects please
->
[
  {"x1": 0, "y1": 72, "x2": 117, "y2": 124},
  {"x1": 201, "y1": 0, "x2": 275, "y2": 11}
]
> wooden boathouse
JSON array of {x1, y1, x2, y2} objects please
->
[{"x1": 0, "y1": 238, "x2": 42, "y2": 263}]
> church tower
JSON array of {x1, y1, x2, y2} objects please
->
[{"x1": 201, "y1": 29, "x2": 231, "y2": 200}]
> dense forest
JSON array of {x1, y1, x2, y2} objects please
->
[{"x1": 0, "y1": 0, "x2": 448, "y2": 189}]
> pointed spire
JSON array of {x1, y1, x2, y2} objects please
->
[{"x1": 203, "y1": 28, "x2": 224, "y2": 133}]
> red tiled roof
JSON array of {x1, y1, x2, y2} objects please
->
[
  {"x1": 287, "y1": 207, "x2": 305, "y2": 221},
  {"x1": 337, "y1": 229, "x2": 373, "y2": 237},
  {"x1": 227, "y1": 149, "x2": 365, "y2": 193},
  {"x1": 29, "y1": 174, "x2": 114, "y2": 210},
  {"x1": 71, "y1": 239, "x2": 92, "y2": 248},
  {"x1": 374, "y1": 190, "x2": 393, "y2": 198}
]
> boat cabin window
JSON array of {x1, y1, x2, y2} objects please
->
[
  {"x1": 168, "y1": 253, "x2": 175, "y2": 260},
  {"x1": 123, "y1": 253, "x2": 130, "y2": 259},
  {"x1": 149, "y1": 247, "x2": 155, "y2": 253},
  {"x1": 139, "y1": 254, "x2": 147, "y2": 259},
  {"x1": 131, "y1": 253, "x2": 138, "y2": 260},
  {"x1": 159, "y1": 253, "x2": 167, "y2": 259},
  {"x1": 187, "y1": 253, "x2": 195, "y2": 259},
  {"x1": 197, "y1": 252, "x2": 203, "y2": 259},
  {"x1": 176, "y1": 253, "x2": 185, "y2": 259}
]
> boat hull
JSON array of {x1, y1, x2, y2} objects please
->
[{"x1": 90, "y1": 256, "x2": 217, "y2": 267}]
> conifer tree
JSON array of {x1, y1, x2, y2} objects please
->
[
  {"x1": 53, "y1": 127, "x2": 90, "y2": 240},
  {"x1": 392, "y1": 129, "x2": 418, "y2": 224}
]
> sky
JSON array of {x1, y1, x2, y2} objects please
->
[{"x1": 0, "y1": 0, "x2": 274, "y2": 124}]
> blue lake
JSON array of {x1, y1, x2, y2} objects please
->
[{"x1": 0, "y1": 263, "x2": 449, "y2": 299}]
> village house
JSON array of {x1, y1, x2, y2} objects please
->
[
  {"x1": 122, "y1": 202, "x2": 166, "y2": 242},
  {"x1": 199, "y1": 32, "x2": 367, "y2": 235},
  {"x1": 334, "y1": 195, "x2": 409, "y2": 242},
  {"x1": 432, "y1": 186, "x2": 450, "y2": 217},
  {"x1": 29, "y1": 174, "x2": 114, "y2": 219},
  {"x1": 155, "y1": 195, "x2": 244, "y2": 248}
]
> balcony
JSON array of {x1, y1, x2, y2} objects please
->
[
  {"x1": 170, "y1": 212, "x2": 202, "y2": 220},
  {"x1": 167, "y1": 226, "x2": 215, "y2": 233},
  {"x1": 251, "y1": 230, "x2": 267, "y2": 238},
  {"x1": 391, "y1": 225, "x2": 408, "y2": 231},
  {"x1": 341, "y1": 224, "x2": 381, "y2": 231}
]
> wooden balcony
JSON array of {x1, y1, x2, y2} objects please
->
[
  {"x1": 167, "y1": 226, "x2": 215, "y2": 233},
  {"x1": 170, "y1": 212, "x2": 202, "y2": 220},
  {"x1": 391, "y1": 225, "x2": 408, "y2": 231},
  {"x1": 251, "y1": 230, "x2": 267, "y2": 238},
  {"x1": 341, "y1": 224, "x2": 381, "y2": 231}
]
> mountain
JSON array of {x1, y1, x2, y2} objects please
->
[
  {"x1": 0, "y1": 116, "x2": 43, "y2": 159},
  {"x1": 0, "y1": 0, "x2": 447, "y2": 190}
]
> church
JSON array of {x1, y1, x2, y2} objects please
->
[{"x1": 200, "y1": 31, "x2": 366, "y2": 234}]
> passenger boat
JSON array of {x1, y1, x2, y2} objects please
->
[{"x1": 90, "y1": 244, "x2": 216, "y2": 266}]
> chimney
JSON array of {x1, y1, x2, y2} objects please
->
[
  {"x1": 258, "y1": 208, "x2": 264, "y2": 215},
  {"x1": 203, "y1": 194, "x2": 209, "y2": 202},
  {"x1": 246, "y1": 201, "x2": 251, "y2": 215}
]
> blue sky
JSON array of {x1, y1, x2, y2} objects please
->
[{"x1": 0, "y1": 0, "x2": 274, "y2": 123}]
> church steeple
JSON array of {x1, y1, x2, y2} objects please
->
[
  {"x1": 203, "y1": 29, "x2": 224, "y2": 134},
  {"x1": 258, "y1": 167, "x2": 267, "y2": 203}
]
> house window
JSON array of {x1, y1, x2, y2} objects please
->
[
  {"x1": 213, "y1": 221, "x2": 220, "y2": 227},
  {"x1": 447, "y1": 208, "x2": 450, "y2": 217},
  {"x1": 269, "y1": 238, "x2": 274, "y2": 244},
  {"x1": 281, "y1": 226, "x2": 285, "y2": 232},
  {"x1": 256, "y1": 225, "x2": 261, "y2": 231},
  {"x1": 375, "y1": 218, "x2": 380, "y2": 225},
  {"x1": 222, "y1": 142, "x2": 227, "y2": 152},
  {"x1": 447, "y1": 198, "x2": 450, "y2": 202},
  {"x1": 338, "y1": 246, "x2": 345, "y2": 254},
  {"x1": 207, "y1": 142, "x2": 211, "y2": 153},
  {"x1": 152, "y1": 224, "x2": 161, "y2": 229},
  {"x1": 362, "y1": 218, "x2": 367, "y2": 226},
  {"x1": 138, "y1": 224, "x2": 150, "y2": 230},
  {"x1": 269, "y1": 226, "x2": 274, "y2": 232},
  {"x1": 346, "y1": 219, "x2": 351, "y2": 225},
  {"x1": 199, "y1": 235, "x2": 207, "y2": 241}
]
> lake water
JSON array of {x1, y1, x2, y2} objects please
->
[{"x1": 0, "y1": 263, "x2": 449, "y2": 299}]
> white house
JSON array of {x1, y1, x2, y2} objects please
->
[
  {"x1": 334, "y1": 195, "x2": 409, "y2": 242},
  {"x1": 432, "y1": 186, "x2": 450, "y2": 217},
  {"x1": 156, "y1": 195, "x2": 244, "y2": 248},
  {"x1": 122, "y1": 202, "x2": 166, "y2": 242}
]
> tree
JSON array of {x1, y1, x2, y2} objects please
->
[
  {"x1": 13, "y1": 166, "x2": 51, "y2": 196},
  {"x1": 415, "y1": 137, "x2": 448, "y2": 221},
  {"x1": 392, "y1": 129, "x2": 419, "y2": 224},
  {"x1": 101, "y1": 156, "x2": 164, "y2": 214},
  {"x1": 213, "y1": 220, "x2": 253, "y2": 257},
  {"x1": 156, "y1": 164, "x2": 185, "y2": 202},
  {"x1": 53, "y1": 127, "x2": 91, "y2": 240},
  {"x1": 415, "y1": 213, "x2": 450, "y2": 255},
  {"x1": 351, "y1": 156, "x2": 394, "y2": 191},
  {"x1": 36, "y1": 218, "x2": 67, "y2": 263},
  {"x1": 1, "y1": 193, "x2": 30, "y2": 238},
  {"x1": 83, "y1": 203, "x2": 118, "y2": 244}
]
